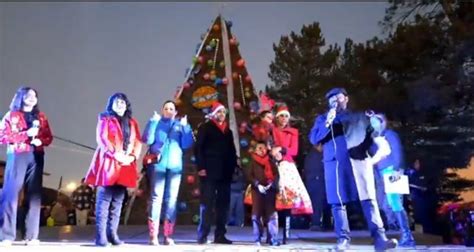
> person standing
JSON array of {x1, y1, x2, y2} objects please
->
[
  {"x1": 195, "y1": 101, "x2": 238, "y2": 245},
  {"x1": 309, "y1": 87, "x2": 397, "y2": 251},
  {"x1": 142, "y1": 100, "x2": 194, "y2": 245},
  {"x1": 84, "y1": 93, "x2": 142, "y2": 247},
  {"x1": 72, "y1": 178, "x2": 95, "y2": 226},
  {"x1": 0, "y1": 87, "x2": 53, "y2": 246}
]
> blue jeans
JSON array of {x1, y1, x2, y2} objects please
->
[
  {"x1": 228, "y1": 191, "x2": 244, "y2": 226},
  {"x1": 381, "y1": 167, "x2": 404, "y2": 212},
  {"x1": 147, "y1": 168, "x2": 182, "y2": 223}
]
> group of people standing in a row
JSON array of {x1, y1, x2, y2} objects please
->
[{"x1": 0, "y1": 85, "x2": 416, "y2": 250}]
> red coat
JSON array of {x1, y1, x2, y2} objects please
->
[
  {"x1": 0, "y1": 111, "x2": 53, "y2": 154},
  {"x1": 85, "y1": 114, "x2": 142, "y2": 188},
  {"x1": 272, "y1": 126, "x2": 299, "y2": 163}
]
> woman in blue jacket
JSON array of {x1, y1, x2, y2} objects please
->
[{"x1": 142, "y1": 100, "x2": 194, "y2": 246}]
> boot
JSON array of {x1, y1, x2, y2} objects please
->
[
  {"x1": 360, "y1": 200, "x2": 397, "y2": 250},
  {"x1": 107, "y1": 197, "x2": 124, "y2": 246},
  {"x1": 395, "y1": 211, "x2": 416, "y2": 247},
  {"x1": 282, "y1": 215, "x2": 291, "y2": 244},
  {"x1": 252, "y1": 216, "x2": 264, "y2": 246},
  {"x1": 148, "y1": 218, "x2": 159, "y2": 246},
  {"x1": 163, "y1": 220, "x2": 175, "y2": 245},
  {"x1": 95, "y1": 200, "x2": 108, "y2": 246}
]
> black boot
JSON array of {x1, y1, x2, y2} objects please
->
[
  {"x1": 395, "y1": 210, "x2": 416, "y2": 247},
  {"x1": 107, "y1": 186, "x2": 125, "y2": 246},
  {"x1": 95, "y1": 193, "x2": 109, "y2": 246}
]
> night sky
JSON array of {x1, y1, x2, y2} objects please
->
[{"x1": 0, "y1": 2, "x2": 388, "y2": 190}]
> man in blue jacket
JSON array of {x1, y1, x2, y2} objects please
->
[{"x1": 309, "y1": 88, "x2": 397, "y2": 251}]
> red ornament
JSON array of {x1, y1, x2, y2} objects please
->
[
  {"x1": 183, "y1": 82, "x2": 191, "y2": 89},
  {"x1": 240, "y1": 121, "x2": 248, "y2": 128},
  {"x1": 222, "y1": 77, "x2": 229, "y2": 85},
  {"x1": 192, "y1": 188, "x2": 200, "y2": 197},
  {"x1": 186, "y1": 175, "x2": 195, "y2": 184},
  {"x1": 197, "y1": 56, "x2": 205, "y2": 64},
  {"x1": 230, "y1": 36, "x2": 238, "y2": 46},
  {"x1": 245, "y1": 75, "x2": 252, "y2": 83},
  {"x1": 236, "y1": 59, "x2": 245, "y2": 67},
  {"x1": 234, "y1": 102, "x2": 242, "y2": 110},
  {"x1": 203, "y1": 73, "x2": 210, "y2": 80}
]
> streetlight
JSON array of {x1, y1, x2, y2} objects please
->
[{"x1": 65, "y1": 182, "x2": 77, "y2": 192}]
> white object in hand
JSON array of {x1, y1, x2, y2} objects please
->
[
  {"x1": 180, "y1": 115, "x2": 188, "y2": 126},
  {"x1": 325, "y1": 108, "x2": 337, "y2": 128},
  {"x1": 31, "y1": 138, "x2": 42, "y2": 147},
  {"x1": 257, "y1": 184, "x2": 267, "y2": 194}
]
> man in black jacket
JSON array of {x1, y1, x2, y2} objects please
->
[{"x1": 195, "y1": 101, "x2": 238, "y2": 244}]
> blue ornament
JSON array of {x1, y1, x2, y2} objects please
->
[
  {"x1": 215, "y1": 78, "x2": 223, "y2": 85},
  {"x1": 190, "y1": 156, "x2": 196, "y2": 163},
  {"x1": 206, "y1": 45, "x2": 213, "y2": 52},
  {"x1": 178, "y1": 202, "x2": 187, "y2": 211},
  {"x1": 240, "y1": 139, "x2": 249, "y2": 148},
  {"x1": 226, "y1": 20, "x2": 233, "y2": 28}
]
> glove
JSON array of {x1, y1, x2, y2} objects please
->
[{"x1": 257, "y1": 184, "x2": 267, "y2": 194}]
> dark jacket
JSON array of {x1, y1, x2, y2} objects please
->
[
  {"x1": 247, "y1": 157, "x2": 279, "y2": 190},
  {"x1": 195, "y1": 120, "x2": 238, "y2": 181}
]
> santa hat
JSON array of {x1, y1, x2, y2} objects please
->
[
  {"x1": 275, "y1": 105, "x2": 290, "y2": 118},
  {"x1": 206, "y1": 101, "x2": 226, "y2": 118}
]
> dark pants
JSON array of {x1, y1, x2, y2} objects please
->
[
  {"x1": 197, "y1": 178, "x2": 230, "y2": 240},
  {"x1": 95, "y1": 185, "x2": 126, "y2": 243},
  {"x1": 307, "y1": 181, "x2": 331, "y2": 229},
  {"x1": 0, "y1": 151, "x2": 43, "y2": 241},
  {"x1": 251, "y1": 189, "x2": 278, "y2": 241}
]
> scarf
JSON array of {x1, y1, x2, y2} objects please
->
[
  {"x1": 251, "y1": 153, "x2": 275, "y2": 182},
  {"x1": 211, "y1": 119, "x2": 228, "y2": 133}
]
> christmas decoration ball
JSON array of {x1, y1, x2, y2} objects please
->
[
  {"x1": 192, "y1": 188, "x2": 200, "y2": 197},
  {"x1": 240, "y1": 121, "x2": 248, "y2": 128},
  {"x1": 239, "y1": 127, "x2": 246, "y2": 134},
  {"x1": 245, "y1": 75, "x2": 252, "y2": 83},
  {"x1": 210, "y1": 74, "x2": 217, "y2": 81},
  {"x1": 219, "y1": 61, "x2": 225, "y2": 68},
  {"x1": 203, "y1": 73, "x2": 210, "y2": 80},
  {"x1": 230, "y1": 37, "x2": 237, "y2": 46},
  {"x1": 209, "y1": 39, "x2": 217, "y2": 48},
  {"x1": 207, "y1": 59, "x2": 214, "y2": 67},
  {"x1": 210, "y1": 69, "x2": 217, "y2": 75},
  {"x1": 190, "y1": 155, "x2": 197, "y2": 163},
  {"x1": 205, "y1": 45, "x2": 213, "y2": 52},
  {"x1": 245, "y1": 92, "x2": 252, "y2": 98},
  {"x1": 192, "y1": 214, "x2": 200, "y2": 224},
  {"x1": 222, "y1": 77, "x2": 229, "y2": 85},
  {"x1": 213, "y1": 24, "x2": 220, "y2": 31},
  {"x1": 250, "y1": 140, "x2": 257, "y2": 147},
  {"x1": 215, "y1": 78, "x2": 223, "y2": 85},
  {"x1": 178, "y1": 202, "x2": 187, "y2": 211},
  {"x1": 198, "y1": 56, "x2": 205, "y2": 64},
  {"x1": 226, "y1": 20, "x2": 233, "y2": 28},
  {"x1": 192, "y1": 56, "x2": 198, "y2": 64},
  {"x1": 245, "y1": 87, "x2": 251, "y2": 92},
  {"x1": 232, "y1": 72, "x2": 239, "y2": 79},
  {"x1": 183, "y1": 82, "x2": 191, "y2": 89},
  {"x1": 234, "y1": 102, "x2": 242, "y2": 110},
  {"x1": 236, "y1": 59, "x2": 245, "y2": 67},
  {"x1": 242, "y1": 157, "x2": 250, "y2": 165},
  {"x1": 175, "y1": 99, "x2": 183, "y2": 106},
  {"x1": 240, "y1": 139, "x2": 249, "y2": 148},
  {"x1": 135, "y1": 189, "x2": 144, "y2": 197},
  {"x1": 186, "y1": 175, "x2": 196, "y2": 184}
]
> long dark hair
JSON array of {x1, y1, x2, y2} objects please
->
[
  {"x1": 9, "y1": 86, "x2": 40, "y2": 115},
  {"x1": 104, "y1": 92, "x2": 132, "y2": 119}
]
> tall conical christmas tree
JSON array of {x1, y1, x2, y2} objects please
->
[
  {"x1": 173, "y1": 15, "x2": 261, "y2": 225},
  {"x1": 124, "y1": 15, "x2": 262, "y2": 225}
]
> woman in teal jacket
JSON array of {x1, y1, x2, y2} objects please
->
[{"x1": 142, "y1": 100, "x2": 194, "y2": 246}]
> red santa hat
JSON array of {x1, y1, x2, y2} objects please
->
[
  {"x1": 275, "y1": 105, "x2": 290, "y2": 118},
  {"x1": 206, "y1": 101, "x2": 226, "y2": 118}
]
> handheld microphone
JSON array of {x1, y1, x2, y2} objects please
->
[
  {"x1": 325, "y1": 102, "x2": 338, "y2": 128},
  {"x1": 32, "y1": 120, "x2": 40, "y2": 140}
]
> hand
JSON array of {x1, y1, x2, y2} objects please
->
[
  {"x1": 265, "y1": 183, "x2": 273, "y2": 191},
  {"x1": 180, "y1": 115, "x2": 188, "y2": 126},
  {"x1": 113, "y1": 151, "x2": 127, "y2": 163},
  {"x1": 198, "y1": 169, "x2": 207, "y2": 177},
  {"x1": 257, "y1": 184, "x2": 267, "y2": 194},
  {"x1": 151, "y1": 111, "x2": 161, "y2": 122},
  {"x1": 122, "y1": 155, "x2": 135, "y2": 165},
  {"x1": 271, "y1": 147, "x2": 282, "y2": 157},
  {"x1": 26, "y1": 127, "x2": 39, "y2": 137},
  {"x1": 31, "y1": 138, "x2": 42, "y2": 147}
]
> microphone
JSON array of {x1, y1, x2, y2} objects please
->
[
  {"x1": 325, "y1": 102, "x2": 338, "y2": 128},
  {"x1": 32, "y1": 120, "x2": 40, "y2": 140}
]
